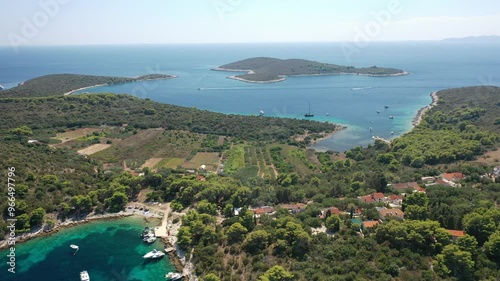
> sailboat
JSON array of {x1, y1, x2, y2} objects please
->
[
  {"x1": 70, "y1": 244, "x2": 79, "y2": 255},
  {"x1": 304, "y1": 103, "x2": 314, "y2": 117}
]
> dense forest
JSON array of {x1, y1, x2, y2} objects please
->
[
  {"x1": 1, "y1": 76, "x2": 499, "y2": 281},
  {"x1": 0, "y1": 94, "x2": 338, "y2": 142}
]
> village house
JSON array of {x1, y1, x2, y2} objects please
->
[
  {"x1": 445, "y1": 229, "x2": 465, "y2": 241},
  {"x1": 280, "y1": 203, "x2": 307, "y2": 214},
  {"x1": 319, "y1": 207, "x2": 343, "y2": 219},
  {"x1": 362, "y1": 220, "x2": 379, "y2": 231},
  {"x1": 377, "y1": 207, "x2": 404, "y2": 220},
  {"x1": 358, "y1": 193, "x2": 403, "y2": 207},
  {"x1": 438, "y1": 172, "x2": 465, "y2": 187},
  {"x1": 358, "y1": 192, "x2": 385, "y2": 203},
  {"x1": 250, "y1": 206, "x2": 275, "y2": 218},
  {"x1": 388, "y1": 194, "x2": 403, "y2": 207}
]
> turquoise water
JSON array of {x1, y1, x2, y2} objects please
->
[
  {"x1": 1, "y1": 42, "x2": 499, "y2": 151},
  {"x1": 0, "y1": 216, "x2": 175, "y2": 281}
]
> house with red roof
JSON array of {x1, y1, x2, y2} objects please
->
[
  {"x1": 388, "y1": 194, "x2": 403, "y2": 205},
  {"x1": 251, "y1": 206, "x2": 275, "y2": 218},
  {"x1": 319, "y1": 207, "x2": 343, "y2": 219},
  {"x1": 358, "y1": 192, "x2": 386, "y2": 203},
  {"x1": 437, "y1": 172, "x2": 465, "y2": 187},
  {"x1": 445, "y1": 229, "x2": 465, "y2": 241}
]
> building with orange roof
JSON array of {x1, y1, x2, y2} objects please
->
[
  {"x1": 251, "y1": 206, "x2": 275, "y2": 218},
  {"x1": 362, "y1": 220, "x2": 379, "y2": 229},
  {"x1": 443, "y1": 172, "x2": 465, "y2": 182},
  {"x1": 445, "y1": 229, "x2": 465, "y2": 240},
  {"x1": 378, "y1": 207, "x2": 404, "y2": 220},
  {"x1": 319, "y1": 207, "x2": 342, "y2": 219}
]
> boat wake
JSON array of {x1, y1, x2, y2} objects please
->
[{"x1": 351, "y1": 86, "x2": 373, "y2": 91}]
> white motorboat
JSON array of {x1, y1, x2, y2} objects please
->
[
  {"x1": 80, "y1": 270, "x2": 90, "y2": 281},
  {"x1": 165, "y1": 272, "x2": 183, "y2": 280},
  {"x1": 143, "y1": 249, "x2": 165, "y2": 259},
  {"x1": 144, "y1": 235, "x2": 156, "y2": 243},
  {"x1": 70, "y1": 244, "x2": 79, "y2": 250}
]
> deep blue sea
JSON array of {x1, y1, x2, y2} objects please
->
[
  {"x1": 1, "y1": 42, "x2": 499, "y2": 152},
  {"x1": 0, "y1": 216, "x2": 175, "y2": 281}
]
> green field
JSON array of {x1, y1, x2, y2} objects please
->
[{"x1": 155, "y1": 157, "x2": 185, "y2": 169}]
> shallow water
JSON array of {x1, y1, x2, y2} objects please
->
[{"x1": 0, "y1": 216, "x2": 175, "y2": 281}]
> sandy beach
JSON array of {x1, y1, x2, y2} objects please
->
[{"x1": 412, "y1": 91, "x2": 439, "y2": 127}]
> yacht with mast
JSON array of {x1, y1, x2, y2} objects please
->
[{"x1": 304, "y1": 103, "x2": 314, "y2": 117}]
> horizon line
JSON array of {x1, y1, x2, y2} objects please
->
[{"x1": 1, "y1": 35, "x2": 500, "y2": 47}]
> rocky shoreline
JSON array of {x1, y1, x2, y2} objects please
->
[
  {"x1": 0, "y1": 212, "x2": 134, "y2": 250},
  {"x1": 412, "y1": 91, "x2": 439, "y2": 127}
]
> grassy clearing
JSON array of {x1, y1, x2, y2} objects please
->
[
  {"x1": 224, "y1": 145, "x2": 245, "y2": 174},
  {"x1": 155, "y1": 157, "x2": 185, "y2": 169},
  {"x1": 52, "y1": 127, "x2": 103, "y2": 142},
  {"x1": 183, "y1": 152, "x2": 220, "y2": 171},
  {"x1": 92, "y1": 129, "x2": 204, "y2": 167}
]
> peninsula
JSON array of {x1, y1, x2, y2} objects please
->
[
  {"x1": 0, "y1": 73, "x2": 177, "y2": 98},
  {"x1": 213, "y1": 57, "x2": 409, "y2": 83}
]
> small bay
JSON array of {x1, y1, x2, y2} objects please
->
[{"x1": 0, "y1": 216, "x2": 174, "y2": 281}]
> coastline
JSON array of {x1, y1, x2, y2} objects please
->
[
  {"x1": 0, "y1": 202, "x2": 197, "y2": 280},
  {"x1": 412, "y1": 91, "x2": 439, "y2": 127},
  {"x1": 0, "y1": 211, "x2": 137, "y2": 250},
  {"x1": 298, "y1": 125, "x2": 347, "y2": 146},
  {"x1": 63, "y1": 75, "x2": 178, "y2": 96},
  {"x1": 212, "y1": 67, "x2": 409, "y2": 84}
]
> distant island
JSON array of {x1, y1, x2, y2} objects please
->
[
  {"x1": 0, "y1": 73, "x2": 177, "y2": 98},
  {"x1": 442, "y1": 35, "x2": 500, "y2": 43},
  {"x1": 213, "y1": 57, "x2": 409, "y2": 83}
]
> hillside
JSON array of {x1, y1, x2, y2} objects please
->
[
  {"x1": 0, "y1": 73, "x2": 176, "y2": 98},
  {"x1": 2, "y1": 77, "x2": 500, "y2": 281},
  {"x1": 214, "y1": 57, "x2": 408, "y2": 83},
  {"x1": 389, "y1": 86, "x2": 500, "y2": 167},
  {"x1": 0, "y1": 93, "x2": 338, "y2": 142}
]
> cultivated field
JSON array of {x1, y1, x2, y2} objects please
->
[
  {"x1": 52, "y1": 127, "x2": 103, "y2": 142},
  {"x1": 182, "y1": 152, "x2": 220, "y2": 171},
  {"x1": 77, "y1": 143, "x2": 111, "y2": 155}
]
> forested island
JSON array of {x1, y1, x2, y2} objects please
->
[
  {"x1": 0, "y1": 73, "x2": 177, "y2": 98},
  {"x1": 0, "y1": 72, "x2": 500, "y2": 281},
  {"x1": 213, "y1": 57, "x2": 409, "y2": 83}
]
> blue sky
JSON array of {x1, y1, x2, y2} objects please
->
[{"x1": 1, "y1": 0, "x2": 499, "y2": 45}]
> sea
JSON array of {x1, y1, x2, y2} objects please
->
[
  {"x1": 0, "y1": 42, "x2": 499, "y2": 279},
  {"x1": 0, "y1": 216, "x2": 175, "y2": 281},
  {"x1": 1, "y1": 42, "x2": 500, "y2": 152}
]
